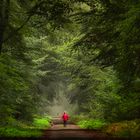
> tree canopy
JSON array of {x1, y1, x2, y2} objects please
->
[{"x1": 0, "y1": 0, "x2": 140, "y2": 128}]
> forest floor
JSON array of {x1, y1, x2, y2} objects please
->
[{"x1": 0, "y1": 118, "x2": 138, "y2": 140}]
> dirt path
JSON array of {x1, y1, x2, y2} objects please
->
[
  {"x1": 0, "y1": 118, "x2": 132, "y2": 140},
  {"x1": 49, "y1": 124, "x2": 80, "y2": 130},
  {"x1": 43, "y1": 117, "x2": 106, "y2": 139},
  {"x1": 42, "y1": 117, "x2": 106, "y2": 139},
  {"x1": 0, "y1": 124, "x2": 134, "y2": 140},
  {"x1": 42, "y1": 118, "x2": 132, "y2": 140},
  {"x1": 44, "y1": 124, "x2": 107, "y2": 140}
]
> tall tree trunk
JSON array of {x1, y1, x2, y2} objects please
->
[
  {"x1": 0, "y1": 0, "x2": 5, "y2": 54},
  {"x1": 0, "y1": 0, "x2": 10, "y2": 54}
]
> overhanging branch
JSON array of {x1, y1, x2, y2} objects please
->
[{"x1": 3, "y1": 14, "x2": 33, "y2": 43}]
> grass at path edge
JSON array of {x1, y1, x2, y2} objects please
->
[{"x1": 0, "y1": 116, "x2": 51, "y2": 137}]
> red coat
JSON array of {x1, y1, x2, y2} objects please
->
[{"x1": 62, "y1": 113, "x2": 69, "y2": 121}]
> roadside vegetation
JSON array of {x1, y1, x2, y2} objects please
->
[
  {"x1": 78, "y1": 119, "x2": 107, "y2": 130},
  {"x1": 104, "y1": 119, "x2": 140, "y2": 138},
  {"x1": 0, "y1": 116, "x2": 51, "y2": 137},
  {"x1": 74, "y1": 116, "x2": 140, "y2": 138}
]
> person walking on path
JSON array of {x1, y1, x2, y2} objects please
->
[{"x1": 62, "y1": 111, "x2": 69, "y2": 127}]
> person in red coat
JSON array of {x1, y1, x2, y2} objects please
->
[{"x1": 62, "y1": 111, "x2": 69, "y2": 127}]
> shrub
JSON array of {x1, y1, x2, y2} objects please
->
[
  {"x1": 33, "y1": 116, "x2": 51, "y2": 129},
  {"x1": 78, "y1": 119, "x2": 107, "y2": 129},
  {"x1": 104, "y1": 119, "x2": 140, "y2": 138},
  {"x1": 0, "y1": 127, "x2": 42, "y2": 137}
]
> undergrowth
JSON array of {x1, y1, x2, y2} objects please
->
[
  {"x1": 77, "y1": 119, "x2": 107, "y2": 129},
  {"x1": 104, "y1": 119, "x2": 140, "y2": 138},
  {"x1": 0, "y1": 116, "x2": 51, "y2": 137}
]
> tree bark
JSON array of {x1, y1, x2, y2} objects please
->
[{"x1": 0, "y1": 0, "x2": 10, "y2": 54}]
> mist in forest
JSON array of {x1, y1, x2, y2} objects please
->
[{"x1": 47, "y1": 82, "x2": 78, "y2": 117}]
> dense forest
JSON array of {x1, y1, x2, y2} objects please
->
[{"x1": 0, "y1": 0, "x2": 140, "y2": 138}]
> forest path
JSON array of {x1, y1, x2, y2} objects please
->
[
  {"x1": 42, "y1": 117, "x2": 122, "y2": 140},
  {"x1": 0, "y1": 118, "x2": 131, "y2": 140},
  {"x1": 44, "y1": 124, "x2": 107, "y2": 140}
]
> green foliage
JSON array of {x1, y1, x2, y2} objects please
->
[
  {"x1": 70, "y1": 115, "x2": 88, "y2": 123},
  {"x1": 0, "y1": 116, "x2": 52, "y2": 137},
  {"x1": 0, "y1": 1, "x2": 140, "y2": 138},
  {"x1": 104, "y1": 119, "x2": 140, "y2": 138},
  {"x1": 68, "y1": 0, "x2": 140, "y2": 122},
  {"x1": 78, "y1": 119, "x2": 107, "y2": 129},
  {"x1": 0, "y1": 127, "x2": 42, "y2": 137},
  {"x1": 74, "y1": 0, "x2": 140, "y2": 91},
  {"x1": 0, "y1": 54, "x2": 37, "y2": 124},
  {"x1": 33, "y1": 116, "x2": 51, "y2": 129}
]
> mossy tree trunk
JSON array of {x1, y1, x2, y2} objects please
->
[{"x1": 0, "y1": 0, "x2": 10, "y2": 54}]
